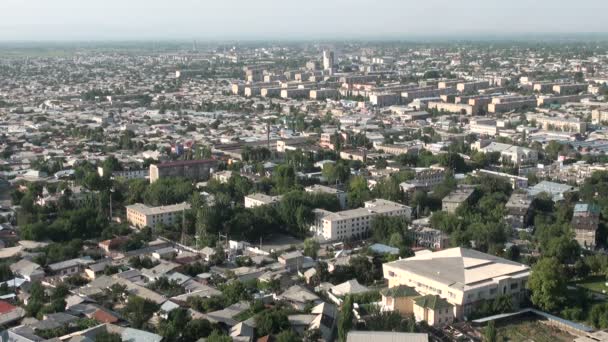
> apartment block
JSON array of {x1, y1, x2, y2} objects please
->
[
  {"x1": 244, "y1": 193, "x2": 282, "y2": 208},
  {"x1": 427, "y1": 102, "x2": 474, "y2": 115},
  {"x1": 505, "y1": 192, "x2": 533, "y2": 229},
  {"x1": 487, "y1": 95, "x2": 536, "y2": 113},
  {"x1": 369, "y1": 92, "x2": 401, "y2": 107},
  {"x1": 149, "y1": 159, "x2": 217, "y2": 183},
  {"x1": 534, "y1": 115, "x2": 587, "y2": 134},
  {"x1": 312, "y1": 199, "x2": 412, "y2": 241},
  {"x1": 552, "y1": 83, "x2": 587, "y2": 95},
  {"x1": 442, "y1": 187, "x2": 475, "y2": 213},
  {"x1": 592, "y1": 110, "x2": 608, "y2": 124},
  {"x1": 310, "y1": 89, "x2": 339, "y2": 100},
  {"x1": 126, "y1": 202, "x2": 191, "y2": 228},
  {"x1": 456, "y1": 80, "x2": 490, "y2": 93}
]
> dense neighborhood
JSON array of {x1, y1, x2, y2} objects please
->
[{"x1": 1, "y1": 39, "x2": 608, "y2": 341}]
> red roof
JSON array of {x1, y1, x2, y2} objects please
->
[
  {"x1": 0, "y1": 300, "x2": 16, "y2": 314},
  {"x1": 92, "y1": 309, "x2": 119, "y2": 323}
]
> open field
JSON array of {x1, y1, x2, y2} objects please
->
[{"x1": 496, "y1": 319, "x2": 575, "y2": 342}]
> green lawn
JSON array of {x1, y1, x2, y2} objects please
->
[
  {"x1": 496, "y1": 319, "x2": 574, "y2": 342},
  {"x1": 575, "y1": 275, "x2": 608, "y2": 294}
]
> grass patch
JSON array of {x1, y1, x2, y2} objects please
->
[
  {"x1": 496, "y1": 319, "x2": 574, "y2": 342},
  {"x1": 575, "y1": 275, "x2": 608, "y2": 294}
]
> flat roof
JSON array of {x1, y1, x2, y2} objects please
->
[{"x1": 126, "y1": 202, "x2": 191, "y2": 215}]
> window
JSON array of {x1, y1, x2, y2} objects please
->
[{"x1": 510, "y1": 283, "x2": 519, "y2": 290}]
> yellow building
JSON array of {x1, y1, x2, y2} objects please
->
[
  {"x1": 413, "y1": 295, "x2": 454, "y2": 327},
  {"x1": 125, "y1": 202, "x2": 190, "y2": 228}
]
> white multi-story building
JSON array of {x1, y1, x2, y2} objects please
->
[
  {"x1": 383, "y1": 248, "x2": 530, "y2": 319},
  {"x1": 312, "y1": 199, "x2": 412, "y2": 241},
  {"x1": 126, "y1": 202, "x2": 191, "y2": 228}
]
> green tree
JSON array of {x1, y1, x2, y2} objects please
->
[
  {"x1": 338, "y1": 295, "x2": 354, "y2": 342},
  {"x1": 484, "y1": 321, "x2": 497, "y2": 342},
  {"x1": 183, "y1": 319, "x2": 213, "y2": 341},
  {"x1": 273, "y1": 165, "x2": 297, "y2": 193},
  {"x1": 303, "y1": 238, "x2": 320, "y2": 259},
  {"x1": 528, "y1": 257, "x2": 567, "y2": 312},
  {"x1": 276, "y1": 329, "x2": 302, "y2": 342},
  {"x1": 207, "y1": 330, "x2": 232, "y2": 342},
  {"x1": 121, "y1": 296, "x2": 159, "y2": 329},
  {"x1": 347, "y1": 176, "x2": 371, "y2": 208},
  {"x1": 95, "y1": 331, "x2": 122, "y2": 342},
  {"x1": 255, "y1": 308, "x2": 290, "y2": 336}
]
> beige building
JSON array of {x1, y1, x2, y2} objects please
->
[
  {"x1": 149, "y1": 159, "x2": 217, "y2": 183},
  {"x1": 534, "y1": 115, "x2": 587, "y2": 133},
  {"x1": 126, "y1": 202, "x2": 191, "y2": 228},
  {"x1": 244, "y1": 193, "x2": 282, "y2": 208},
  {"x1": 469, "y1": 119, "x2": 498, "y2": 136},
  {"x1": 312, "y1": 199, "x2": 412, "y2": 241},
  {"x1": 553, "y1": 83, "x2": 587, "y2": 95},
  {"x1": 413, "y1": 295, "x2": 454, "y2": 326},
  {"x1": 592, "y1": 109, "x2": 608, "y2": 124},
  {"x1": 487, "y1": 95, "x2": 536, "y2": 113},
  {"x1": 456, "y1": 80, "x2": 490, "y2": 93},
  {"x1": 380, "y1": 285, "x2": 419, "y2": 315},
  {"x1": 383, "y1": 248, "x2": 530, "y2": 319},
  {"x1": 427, "y1": 101, "x2": 474, "y2": 115}
]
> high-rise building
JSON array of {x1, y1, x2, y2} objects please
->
[{"x1": 322, "y1": 50, "x2": 334, "y2": 71}]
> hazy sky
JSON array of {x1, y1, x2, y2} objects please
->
[{"x1": 1, "y1": 0, "x2": 608, "y2": 41}]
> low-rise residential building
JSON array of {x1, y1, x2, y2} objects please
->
[
  {"x1": 505, "y1": 192, "x2": 533, "y2": 229},
  {"x1": 244, "y1": 193, "x2": 282, "y2": 208},
  {"x1": 442, "y1": 187, "x2": 475, "y2": 213},
  {"x1": 380, "y1": 285, "x2": 420, "y2": 315},
  {"x1": 383, "y1": 247, "x2": 530, "y2": 319},
  {"x1": 125, "y1": 202, "x2": 191, "y2": 228},
  {"x1": 410, "y1": 227, "x2": 450, "y2": 250},
  {"x1": 400, "y1": 167, "x2": 446, "y2": 192},
  {"x1": 413, "y1": 295, "x2": 454, "y2": 326}
]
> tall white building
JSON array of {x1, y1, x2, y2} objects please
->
[{"x1": 323, "y1": 50, "x2": 335, "y2": 71}]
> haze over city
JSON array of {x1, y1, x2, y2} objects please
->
[{"x1": 2, "y1": 0, "x2": 608, "y2": 40}]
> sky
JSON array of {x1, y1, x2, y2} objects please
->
[{"x1": 1, "y1": 0, "x2": 608, "y2": 41}]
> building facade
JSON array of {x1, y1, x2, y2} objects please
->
[
  {"x1": 312, "y1": 199, "x2": 412, "y2": 241},
  {"x1": 126, "y1": 202, "x2": 191, "y2": 228},
  {"x1": 149, "y1": 159, "x2": 217, "y2": 183},
  {"x1": 383, "y1": 248, "x2": 530, "y2": 319}
]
